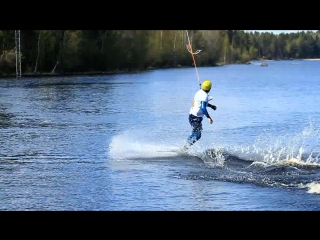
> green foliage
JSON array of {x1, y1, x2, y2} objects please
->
[{"x1": 1, "y1": 30, "x2": 320, "y2": 75}]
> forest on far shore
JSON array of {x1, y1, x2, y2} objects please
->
[{"x1": 1, "y1": 30, "x2": 320, "y2": 76}]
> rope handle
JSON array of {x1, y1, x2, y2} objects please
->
[{"x1": 185, "y1": 30, "x2": 202, "y2": 88}]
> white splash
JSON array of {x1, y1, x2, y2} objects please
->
[
  {"x1": 305, "y1": 182, "x2": 320, "y2": 194},
  {"x1": 222, "y1": 120, "x2": 320, "y2": 166},
  {"x1": 108, "y1": 130, "x2": 181, "y2": 160}
]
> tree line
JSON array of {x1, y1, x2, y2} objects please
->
[{"x1": 1, "y1": 30, "x2": 320, "y2": 76}]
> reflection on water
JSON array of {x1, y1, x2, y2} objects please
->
[{"x1": 1, "y1": 61, "x2": 320, "y2": 210}]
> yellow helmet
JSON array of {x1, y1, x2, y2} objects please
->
[{"x1": 201, "y1": 80, "x2": 212, "y2": 91}]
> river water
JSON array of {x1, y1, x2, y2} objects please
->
[{"x1": 1, "y1": 59, "x2": 320, "y2": 210}]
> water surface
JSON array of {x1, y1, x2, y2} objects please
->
[{"x1": 1, "y1": 59, "x2": 320, "y2": 210}]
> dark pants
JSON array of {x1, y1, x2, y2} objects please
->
[{"x1": 187, "y1": 114, "x2": 203, "y2": 145}]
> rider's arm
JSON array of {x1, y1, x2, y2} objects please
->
[
  {"x1": 207, "y1": 103, "x2": 217, "y2": 110},
  {"x1": 201, "y1": 101, "x2": 211, "y2": 118}
]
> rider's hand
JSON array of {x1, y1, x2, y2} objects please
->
[
  {"x1": 209, "y1": 118, "x2": 213, "y2": 124},
  {"x1": 211, "y1": 105, "x2": 217, "y2": 110}
]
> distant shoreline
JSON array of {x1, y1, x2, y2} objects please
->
[
  {"x1": 0, "y1": 70, "x2": 139, "y2": 79},
  {"x1": 1, "y1": 59, "x2": 320, "y2": 79},
  {"x1": 0, "y1": 65, "x2": 200, "y2": 79},
  {"x1": 0, "y1": 65, "x2": 195, "y2": 79}
]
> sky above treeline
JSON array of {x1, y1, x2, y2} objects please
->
[{"x1": 245, "y1": 30, "x2": 317, "y2": 34}]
